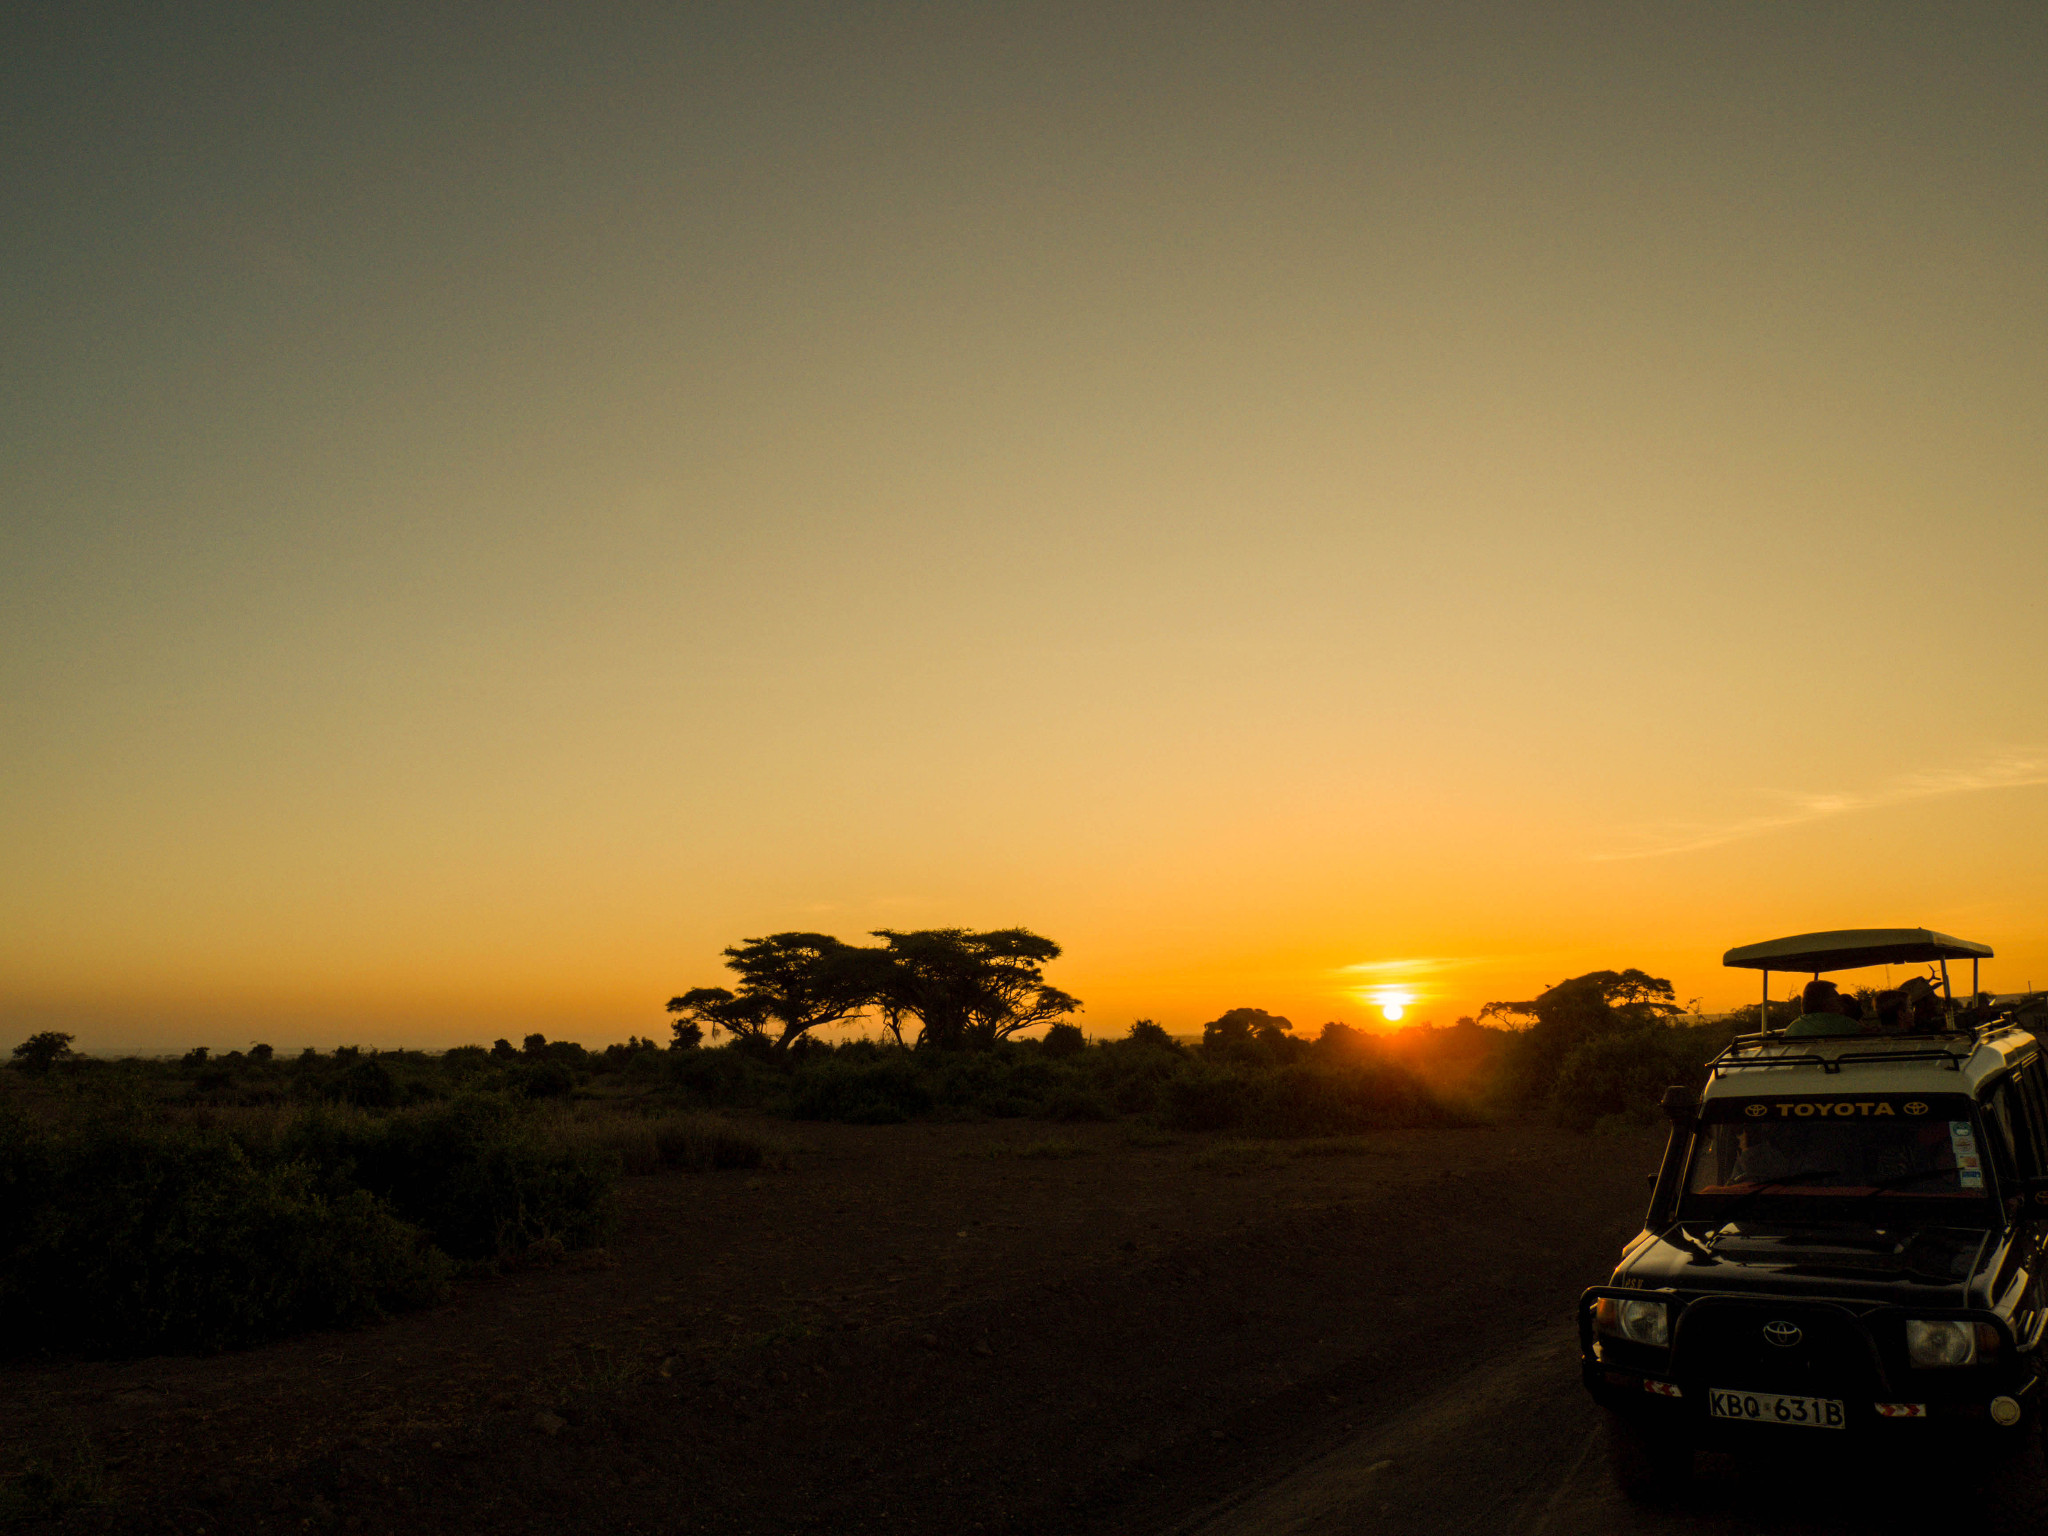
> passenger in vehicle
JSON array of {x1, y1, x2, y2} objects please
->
[
  {"x1": 1873, "y1": 989, "x2": 1910, "y2": 1033},
  {"x1": 1784, "y1": 979, "x2": 1860, "y2": 1037},
  {"x1": 1730, "y1": 1124, "x2": 1811, "y2": 1185},
  {"x1": 1902, "y1": 977, "x2": 1949, "y2": 1035}
]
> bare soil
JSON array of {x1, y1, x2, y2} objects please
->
[{"x1": 4, "y1": 1119, "x2": 1664, "y2": 1534}]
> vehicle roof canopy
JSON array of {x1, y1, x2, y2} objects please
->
[{"x1": 1722, "y1": 928, "x2": 1993, "y2": 974}]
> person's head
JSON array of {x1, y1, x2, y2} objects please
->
[
  {"x1": 1802, "y1": 979, "x2": 1843, "y2": 1016},
  {"x1": 1898, "y1": 975, "x2": 1943, "y2": 1029},
  {"x1": 1839, "y1": 992, "x2": 1865, "y2": 1021},
  {"x1": 1875, "y1": 989, "x2": 1908, "y2": 1031}
]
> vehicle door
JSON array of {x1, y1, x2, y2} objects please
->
[{"x1": 2004, "y1": 1060, "x2": 2048, "y2": 1358}]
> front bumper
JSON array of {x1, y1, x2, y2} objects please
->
[{"x1": 1578, "y1": 1286, "x2": 2040, "y2": 1447}]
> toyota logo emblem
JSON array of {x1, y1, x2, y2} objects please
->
[
  {"x1": 1763, "y1": 1321, "x2": 1802, "y2": 1349},
  {"x1": 1745, "y1": 1103, "x2": 1769, "y2": 1118}
]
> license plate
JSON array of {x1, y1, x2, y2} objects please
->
[{"x1": 1707, "y1": 1388, "x2": 1845, "y2": 1429}]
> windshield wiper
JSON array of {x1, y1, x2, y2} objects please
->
[{"x1": 1701, "y1": 1168, "x2": 1836, "y2": 1247}]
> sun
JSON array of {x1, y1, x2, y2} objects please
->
[
  {"x1": 1368, "y1": 987, "x2": 1415, "y2": 1023},
  {"x1": 1348, "y1": 974, "x2": 1421, "y2": 1026}
]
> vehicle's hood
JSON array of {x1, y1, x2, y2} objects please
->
[{"x1": 1618, "y1": 1224, "x2": 1988, "y2": 1304}]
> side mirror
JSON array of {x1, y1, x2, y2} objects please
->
[{"x1": 1660, "y1": 1085, "x2": 1699, "y2": 1124}]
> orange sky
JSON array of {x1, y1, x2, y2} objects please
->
[{"x1": 5, "y1": 5, "x2": 2047, "y2": 1053}]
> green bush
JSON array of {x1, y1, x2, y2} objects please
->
[
  {"x1": 664, "y1": 1042, "x2": 786, "y2": 1107},
  {"x1": 1243, "y1": 1061, "x2": 1454, "y2": 1135},
  {"x1": 1088, "y1": 1035, "x2": 1184, "y2": 1115},
  {"x1": 790, "y1": 1055, "x2": 932, "y2": 1123},
  {"x1": 1545, "y1": 1020, "x2": 1736, "y2": 1131},
  {"x1": 278, "y1": 1096, "x2": 614, "y2": 1261},
  {"x1": 519, "y1": 1061, "x2": 576, "y2": 1099},
  {"x1": 0, "y1": 1114, "x2": 447, "y2": 1357},
  {"x1": 334, "y1": 1058, "x2": 399, "y2": 1108},
  {"x1": 1160, "y1": 1063, "x2": 1254, "y2": 1132},
  {"x1": 1157, "y1": 1057, "x2": 1457, "y2": 1136},
  {"x1": 1039, "y1": 1022, "x2": 1087, "y2": 1057}
]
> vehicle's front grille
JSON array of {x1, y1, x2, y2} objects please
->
[{"x1": 1672, "y1": 1301, "x2": 1882, "y2": 1396}]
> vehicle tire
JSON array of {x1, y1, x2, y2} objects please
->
[{"x1": 1604, "y1": 1410, "x2": 1691, "y2": 1504}]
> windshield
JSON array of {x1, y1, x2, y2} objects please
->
[{"x1": 1679, "y1": 1093, "x2": 1995, "y2": 1225}]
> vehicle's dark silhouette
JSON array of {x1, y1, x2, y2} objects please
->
[{"x1": 1583, "y1": 928, "x2": 2048, "y2": 1499}]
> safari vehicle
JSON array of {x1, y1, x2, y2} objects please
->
[{"x1": 1579, "y1": 928, "x2": 2048, "y2": 1496}]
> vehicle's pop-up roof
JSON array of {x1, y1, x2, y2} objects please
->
[
  {"x1": 1723, "y1": 928, "x2": 1993, "y2": 974},
  {"x1": 1701, "y1": 1023, "x2": 2037, "y2": 1100}
]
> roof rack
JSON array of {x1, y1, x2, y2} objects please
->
[{"x1": 1707, "y1": 1030, "x2": 1978, "y2": 1079}]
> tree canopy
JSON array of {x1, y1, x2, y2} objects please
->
[
  {"x1": 869, "y1": 927, "x2": 1079, "y2": 1049},
  {"x1": 1198, "y1": 1008, "x2": 1294, "y2": 1056},
  {"x1": 1479, "y1": 969, "x2": 1686, "y2": 1109},
  {"x1": 10, "y1": 1031, "x2": 76, "y2": 1074},
  {"x1": 666, "y1": 926, "x2": 1079, "y2": 1052},
  {"x1": 667, "y1": 933, "x2": 879, "y2": 1052}
]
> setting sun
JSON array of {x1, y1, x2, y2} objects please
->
[{"x1": 1361, "y1": 985, "x2": 1418, "y2": 1024}]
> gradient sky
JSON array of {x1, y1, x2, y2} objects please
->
[{"x1": 6, "y1": 3, "x2": 2047, "y2": 1052}]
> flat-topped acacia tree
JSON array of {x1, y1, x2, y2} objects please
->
[
  {"x1": 667, "y1": 933, "x2": 880, "y2": 1052},
  {"x1": 869, "y1": 927, "x2": 1079, "y2": 1050},
  {"x1": 666, "y1": 926, "x2": 1079, "y2": 1052}
]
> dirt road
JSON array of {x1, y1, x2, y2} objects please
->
[
  {"x1": 1186, "y1": 1319, "x2": 2048, "y2": 1536},
  {"x1": 20, "y1": 1117, "x2": 2035, "y2": 1534},
  {"x1": 4, "y1": 1119, "x2": 1657, "y2": 1533}
]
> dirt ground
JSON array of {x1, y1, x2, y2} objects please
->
[{"x1": 4, "y1": 1118, "x2": 1666, "y2": 1534}]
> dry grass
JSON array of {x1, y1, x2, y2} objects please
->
[
  {"x1": 1191, "y1": 1139, "x2": 1290, "y2": 1173},
  {"x1": 1120, "y1": 1124, "x2": 1180, "y2": 1148},
  {"x1": 547, "y1": 1110, "x2": 793, "y2": 1175},
  {"x1": 1192, "y1": 1135, "x2": 1381, "y2": 1171},
  {"x1": 968, "y1": 1138, "x2": 1091, "y2": 1160},
  {"x1": 1287, "y1": 1136, "x2": 1381, "y2": 1158}
]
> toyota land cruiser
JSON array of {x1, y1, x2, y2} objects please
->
[{"x1": 1580, "y1": 928, "x2": 2048, "y2": 1496}]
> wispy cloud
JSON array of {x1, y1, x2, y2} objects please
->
[
  {"x1": 1334, "y1": 957, "x2": 1490, "y2": 978},
  {"x1": 1588, "y1": 750, "x2": 2048, "y2": 862}
]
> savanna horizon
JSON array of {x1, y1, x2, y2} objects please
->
[{"x1": 14, "y1": 901, "x2": 2048, "y2": 1057}]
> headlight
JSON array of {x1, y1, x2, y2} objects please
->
[
  {"x1": 1596, "y1": 1296, "x2": 1670, "y2": 1347},
  {"x1": 1905, "y1": 1319, "x2": 1976, "y2": 1368}
]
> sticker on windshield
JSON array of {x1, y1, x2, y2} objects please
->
[{"x1": 1950, "y1": 1121, "x2": 1983, "y2": 1188}]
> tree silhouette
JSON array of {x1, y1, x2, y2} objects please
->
[
  {"x1": 868, "y1": 927, "x2": 1079, "y2": 1049},
  {"x1": 1200, "y1": 1008, "x2": 1294, "y2": 1051},
  {"x1": 665, "y1": 926, "x2": 1079, "y2": 1052},
  {"x1": 10, "y1": 1031, "x2": 76, "y2": 1074},
  {"x1": 1480, "y1": 969, "x2": 1683, "y2": 1107},
  {"x1": 668, "y1": 932, "x2": 878, "y2": 1052}
]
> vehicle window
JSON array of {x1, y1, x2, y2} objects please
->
[
  {"x1": 1680, "y1": 1094, "x2": 1990, "y2": 1218},
  {"x1": 2008, "y1": 1065, "x2": 2048, "y2": 1174},
  {"x1": 1980, "y1": 1078, "x2": 2027, "y2": 1183}
]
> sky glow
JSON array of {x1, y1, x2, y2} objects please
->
[{"x1": 4, "y1": 4, "x2": 2046, "y2": 1052}]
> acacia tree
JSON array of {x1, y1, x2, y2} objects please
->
[
  {"x1": 869, "y1": 927, "x2": 1079, "y2": 1049},
  {"x1": 667, "y1": 932, "x2": 878, "y2": 1052},
  {"x1": 10, "y1": 1031, "x2": 76, "y2": 1074},
  {"x1": 1480, "y1": 969, "x2": 1684, "y2": 1108},
  {"x1": 1199, "y1": 1007, "x2": 1296, "y2": 1057}
]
